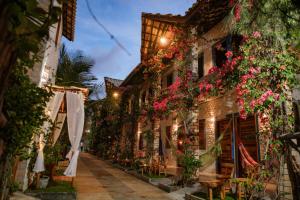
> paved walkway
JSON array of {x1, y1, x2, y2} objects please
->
[{"x1": 74, "y1": 153, "x2": 173, "y2": 200}]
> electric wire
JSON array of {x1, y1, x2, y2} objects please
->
[{"x1": 85, "y1": 0, "x2": 132, "y2": 56}]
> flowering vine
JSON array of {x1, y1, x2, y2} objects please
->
[{"x1": 145, "y1": 18, "x2": 299, "y2": 193}]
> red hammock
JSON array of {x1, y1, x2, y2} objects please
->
[{"x1": 237, "y1": 137, "x2": 259, "y2": 169}]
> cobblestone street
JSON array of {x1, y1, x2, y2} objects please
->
[{"x1": 74, "y1": 153, "x2": 172, "y2": 200}]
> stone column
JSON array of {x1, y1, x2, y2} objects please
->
[{"x1": 153, "y1": 75, "x2": 161, "y2": 159}]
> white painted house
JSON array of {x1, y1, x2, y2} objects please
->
[{"x1": 15, "y1": 0, "x2": 77, "y2": 191}]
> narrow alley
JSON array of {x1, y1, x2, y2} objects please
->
[{"x1": 75, "y1": 153, "x2": 172, "y2": 200}]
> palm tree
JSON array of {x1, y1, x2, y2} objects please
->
[{"x1": 56, "y1": 44, "x2": 97, "y2": 88}]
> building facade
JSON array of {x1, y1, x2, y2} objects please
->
[{"x1": 107, "y1": 0, "x2": 298, "y2": 198}]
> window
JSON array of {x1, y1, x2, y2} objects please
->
[
  {"x1": 139, "y1": 133, "x2": 144, "y2": 150},
  {"x1": 166, "y1": 73, "x2": 173, "y2": 87},
  {"x1": 231, "y1": 34, "x2": 243, "y2": 55},
  {"x1": 212, "y1": 38, "x2": 228, "y2": 68},
  {"x1": 141, "y1": 92, "x2": 146, "y2": 105},
  {"x1": 165, "y1": 126, "x2": 172, "y2": 149},
  {"x1": 212, "y1": 35, "x2": 243, "y2": 68},
  {"x1": 199, "y1": 119, "x2": 206, "y2": 150},
  {"x1": 198, "y1": 52, "x2": 204, "y2": 78}
]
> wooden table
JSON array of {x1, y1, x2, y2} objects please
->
[
  {"x1": 140, "y1": 163, "x2": 150, "y2": 176},
  {"x1": 199, "y1": 179, "x2": 226, "y2": 200}
]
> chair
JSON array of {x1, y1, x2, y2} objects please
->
[
  {"x1": 158, "y1": 161, "x2": 167, "y2": 176},
  {"x1": 220, "y1": 163, "x2": 235, "y2": 197},
  {"x1": 150, "y1": 159, "x2": 159, "y2": 175}
]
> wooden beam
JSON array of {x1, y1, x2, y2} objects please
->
[{"x1": 279, "y1": 132, "x2": 300, "y2": 140}]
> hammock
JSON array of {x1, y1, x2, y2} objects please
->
[{"x1": 237, "y1": 137, "x2": 259, "y2": 169}]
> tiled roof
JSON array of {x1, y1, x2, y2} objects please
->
[
  {"x1": 62, "y1": 0, "x2": 76, "y2": 41},
  {"x1": 104, "y1": 77, "x2": 123, "y2": 87},
  {"x1": 141, "y1": 0, "x2": 231, "y2": 61},
  {"x1": 120, "y1": 63, "x2": 143, "y2": 87}
]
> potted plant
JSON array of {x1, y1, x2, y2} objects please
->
[
  {"x1": 177, "y1": 140, "x2": 202, "y2": 186},
  {"x1": 39, "y1": 175, "x2": 50, "y2": 189},
  {"x1": 44, "y1": 143, "x2": 64, "y2": 180}
]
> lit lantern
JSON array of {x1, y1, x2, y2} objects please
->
[
  {"x1": 160, "y1": 36, "x2": 168, "y2": 46},
  {"x1": 113, "y1": 92, "x2": 119, "y2": 98}
]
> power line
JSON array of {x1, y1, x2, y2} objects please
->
[{"x1": 84, "y1": 0, "x2": 132, "y2": 56}]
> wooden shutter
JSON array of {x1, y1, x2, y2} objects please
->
[
  {"x1": 198, "y1": 52, "x2": 204, "y2": 79},
  {"x1": 166, "y1": 73, "x2": 173, "y2": 87},
  {"x1": 217, "y1": 119, "x2": 233, "y2": 173},
  {"x1": 237, "y1": 116, "x2": 258, "y2": 161},
  {"x1": 139, "y1": 133, "x2": 144, "y2": 150},
  {"x1": 199, "y1": 119, "x2": 206, "y2": 149},
  {"x1": 166, "y1": 126, "x2": 172, "y2": 149}
]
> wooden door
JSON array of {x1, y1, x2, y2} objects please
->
[
  {"x1": 217, "y1": 119, "x2": 233, "y2": 173},
  {"x1": 236, "y1": 115, "x2": 258, "y2": 176}
]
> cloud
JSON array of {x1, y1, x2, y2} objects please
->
[{"x1": 87, "y1": 44, "x2": 138, "y2": 82}]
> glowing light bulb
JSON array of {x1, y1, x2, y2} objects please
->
[
  {"x1": 160, "y1": 36, "x2": 168, "y2": 46},
  {"x1": 113, "y1": 92, "x2": 119, "y2": 98}
]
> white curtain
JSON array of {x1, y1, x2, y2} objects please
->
[
  {"x1": 33, "y1": 91, "x2": 64, "y2": 173},
  {"x1": 52, "y1": 113, "x2": 66, "y2": 146},
  {"x1": 64, "y1": 91, "x2": 84, "y2": 177}
]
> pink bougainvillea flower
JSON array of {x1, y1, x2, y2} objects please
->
[
  {"x1": 237, "y1": 98, "x2": 245, "y2": 107},
  {"x1": 153, "y1": 101, "x2": 160, "y2": 111},
  {"x1": 208, "y1": 66, "x2": 219, "y2": 74},
  {"x1": 234, "y1": 3, "x2": 241, "y2": 21},
  {"x1": 240, "y1": 108, "x2": 247, "y2": 119},
  {"x1": 205, "y1": 83, "x2": 213, "y2": 92},
  {"x1": 153, "y1": 98, "x2": 168, "y2": 111},
  {"x1": 229, "y1": 0, "x2": 235, "y2": 6},
  {"x1": 250, "y1": 100, "x2": 256, "y2": 110},
  {"x1": 215, "y1": 42, "x2": 222, "y2": 50},
  {"x1": 249, "y1": 67, "x2": 258, "y2": 74},
  {"x1": 252, "y1": 31, "x2": 261, "y2": 38},
  {"x1": 168, "y1": 77, "x2": 181, "y2": 94},
  {"x1": 160, "y1": 98, "x2": 168, "y2": 110},
  {"x1": 225, "y1": 51, "x2": 233, "y2": 58},
  {"x1": 249, "y1": 56, "x2": 256, "y2": 62},
  {"x1": 216, "y1": 79, "x2": 222, "y2": 87},
  {"x1": 199, "y1": 82, "x2": 205, "y2": 91},
  {"x1": 175, "y1": 53, "x2": 184, "y2": 61},
  {"x1": 165, "y1": 52, "x2": 173, "y2": 59}
]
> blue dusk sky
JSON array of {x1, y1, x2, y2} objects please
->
[{"x1": 63, "y1": 0, "x2": 196, "y2": 84}]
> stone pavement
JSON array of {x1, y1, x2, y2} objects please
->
[{"x1": 74, "y1": 153, "x2": 173, "y2": 200}]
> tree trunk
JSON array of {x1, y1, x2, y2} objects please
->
[
  {"x1": 0, "y1": 153, "x2": 13, "y2": 200},
  {"x1": 0, "y1": 2, "x2": 18, "y2": 128},
  {"x1": 0, "y1": 2, "x2": 19, "y2": 199}
]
